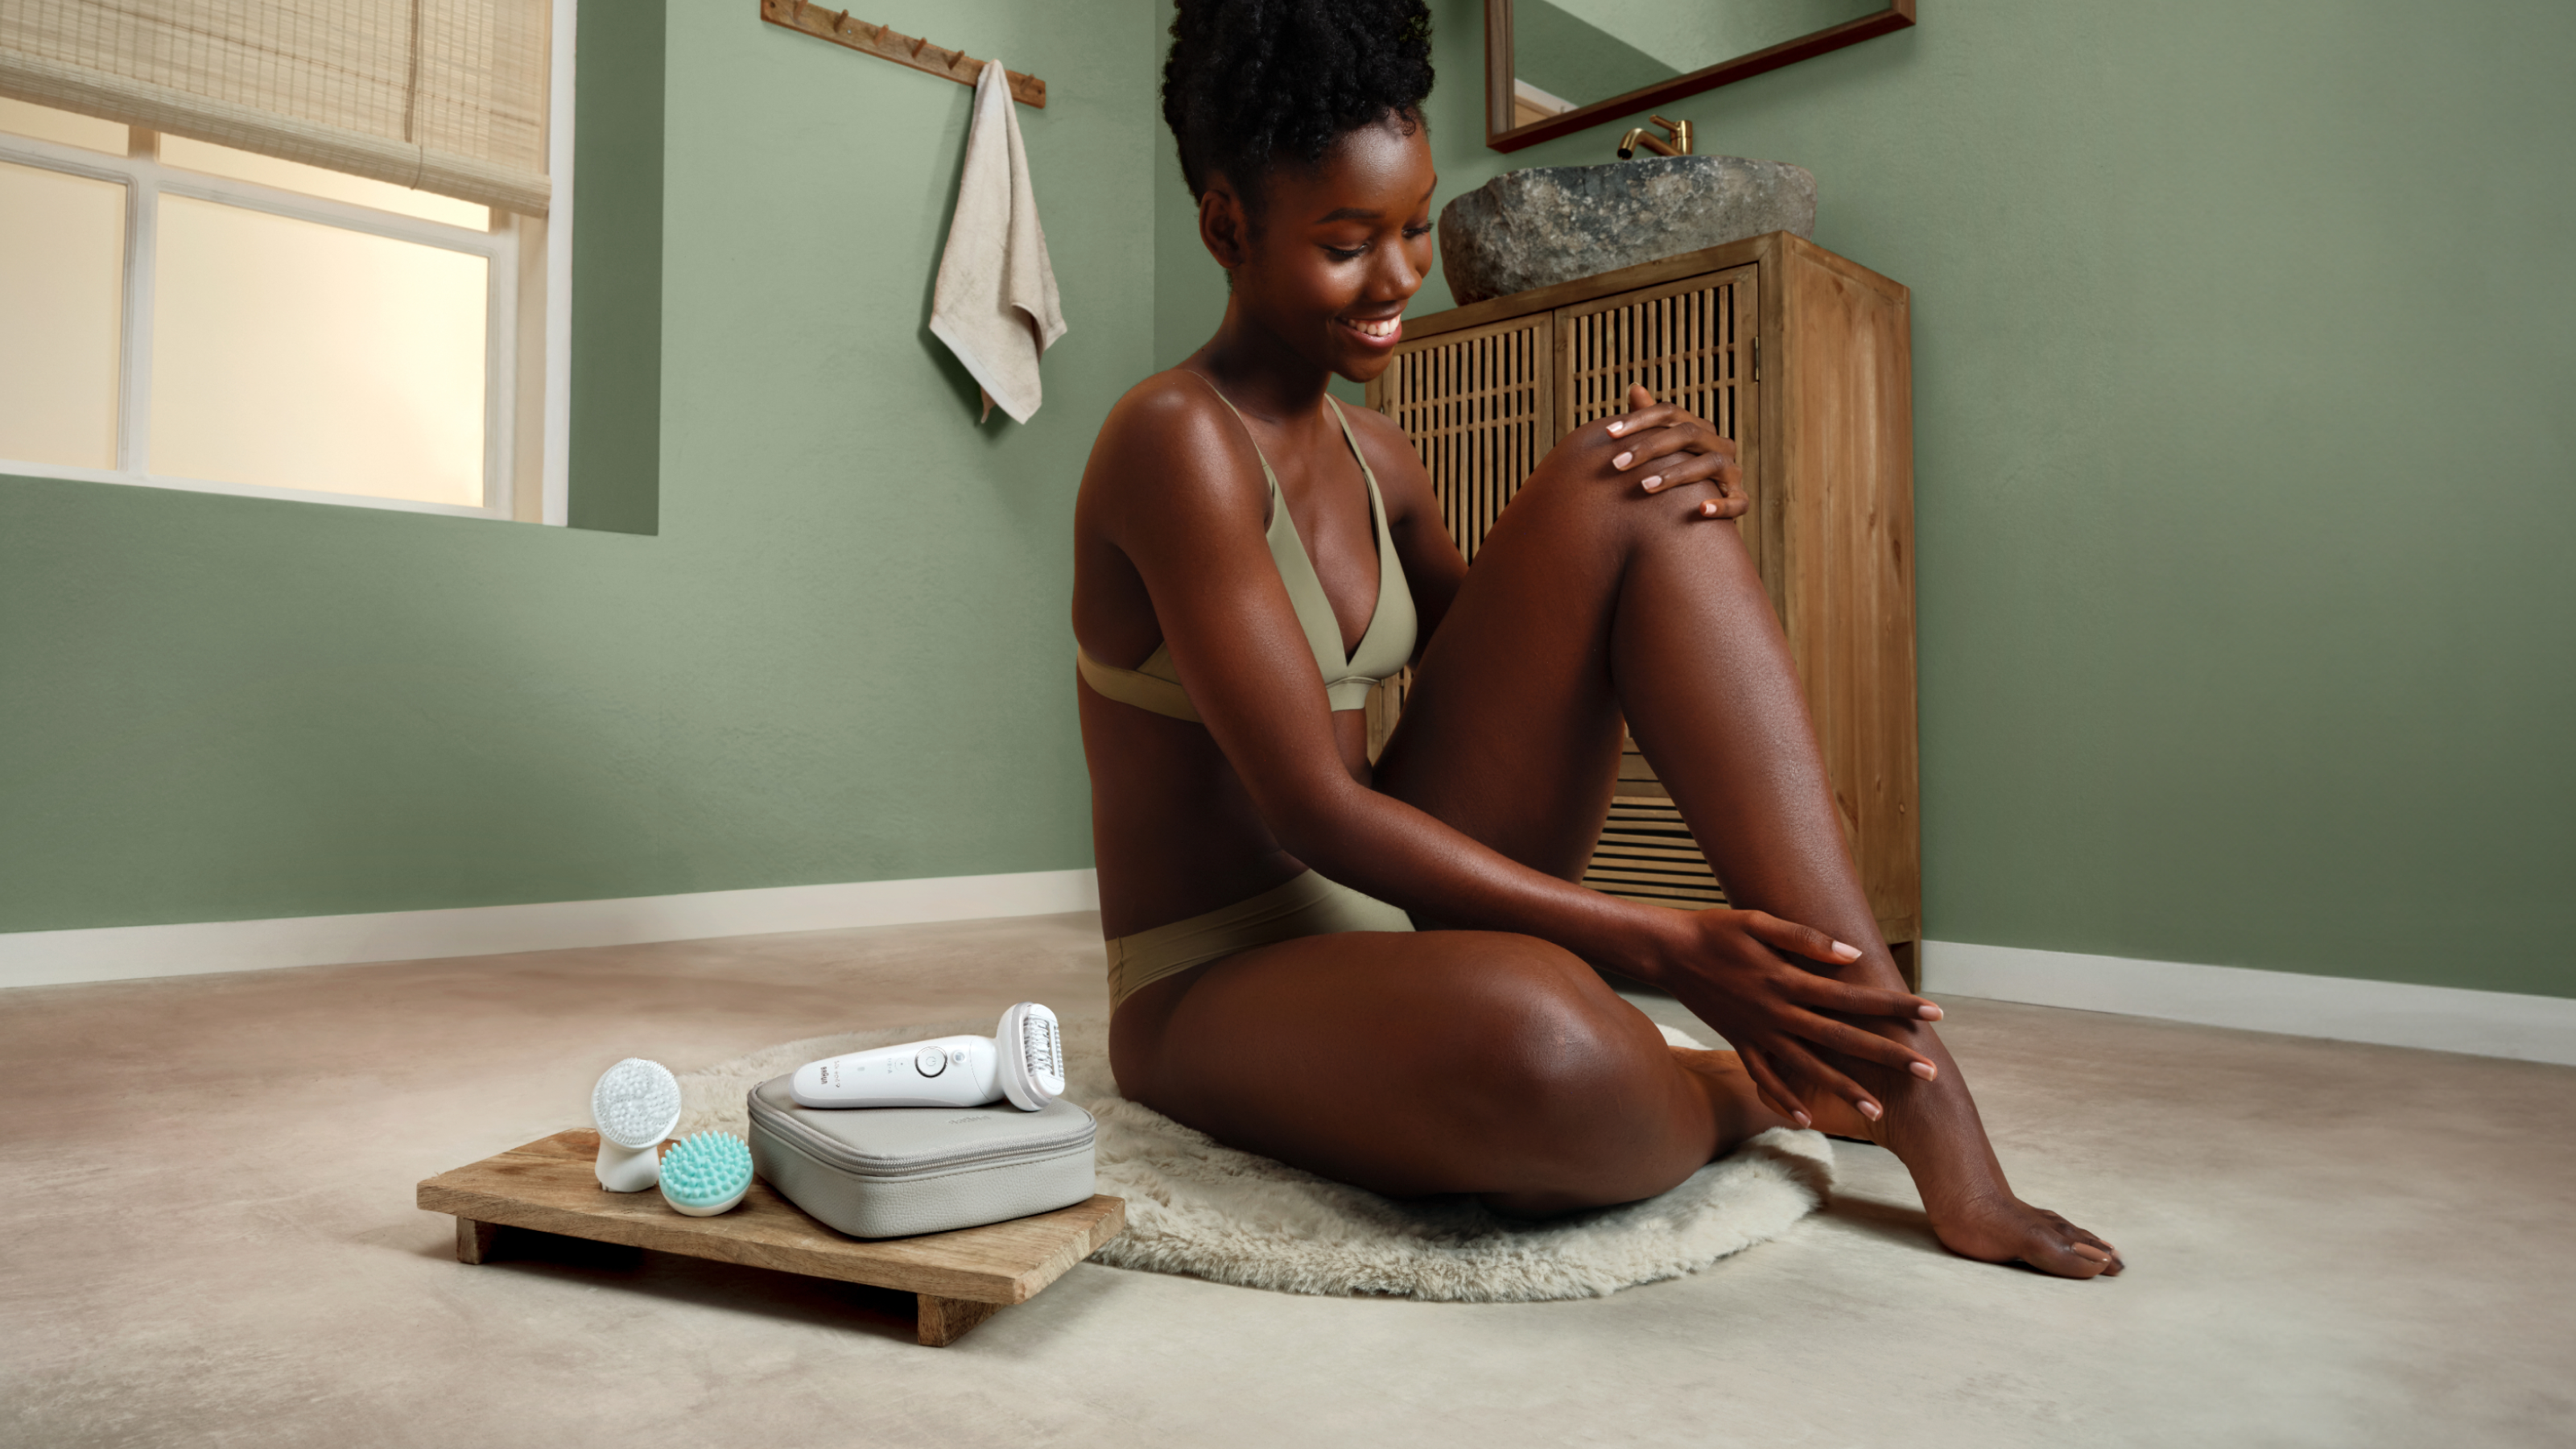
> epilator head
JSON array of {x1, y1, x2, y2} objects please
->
[
  {"x1": 592, "y1": 1058, "x2": 683, "y2": 1191},
  {"x1": 995, "y1": 1001, "x2": 1064, "y2": 1110}
]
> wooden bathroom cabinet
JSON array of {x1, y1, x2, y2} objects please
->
[{"x1": 1365, "y1": 232, "x2": 1921, "y2": 976}]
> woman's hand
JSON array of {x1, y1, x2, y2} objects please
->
[
  {"x1": 1538, "y1": 383, "x2": 1748, "y2": 521},
  {"x1": 1645, "y1": 907, "x2": 1942, "y2": 1127}
]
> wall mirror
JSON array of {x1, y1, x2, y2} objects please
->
[{"x1": 1487, "y1": 0, "x2": 1915, "y2": 151}]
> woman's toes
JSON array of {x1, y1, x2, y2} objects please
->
[
  {"x1": 2067, "y1": 1226, "x2": 2123, "y2": 1269},
  {"x1": 2017, "y1": 1210, "x2": 2123, "y2": 1277},
  {"x1": 2029, "y1": 1244, "x2": 2109, "y2": 1278},
  {"x1": 2016, "y1": 1224, "x2": 2118, "y2": 1279}
]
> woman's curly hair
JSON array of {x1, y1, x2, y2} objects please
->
[{"x1": 1162, "y1": 0, "x2": 1435, "y2": 214}]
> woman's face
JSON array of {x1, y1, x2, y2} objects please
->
[{"x1": 1212, "y1": 116, "x2": 1437, "y2": 383}]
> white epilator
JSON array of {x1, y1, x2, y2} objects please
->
[
  {"x1": 591, "y1": 1057, "x2": 683, "y2": 1191},
  {"x1": 791, "y1": 1001, "x2": 1065, "y2": 1112}
]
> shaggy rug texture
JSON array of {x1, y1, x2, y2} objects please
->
[{"x1": 671, "y1": 1018, "x2": 1834, "y2": 1302}]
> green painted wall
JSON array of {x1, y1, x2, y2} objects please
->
[
  {"x1": 565, "y1": 0, "x2": 664, "y2": 537},
  {"x1": 0, "y1": 0, "x2": 1155, "y2": 933},
  {"x1": 1154, "y1": 0, "x2": 2576, "y2": 997}
]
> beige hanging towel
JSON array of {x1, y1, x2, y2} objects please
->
[{"x1": 928, "y1": 59, "x2": 1067, "y2": 423}]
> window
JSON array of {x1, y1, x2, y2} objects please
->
[{"x1": 0, "y1": 0, "x2": 573, "y2": 522}]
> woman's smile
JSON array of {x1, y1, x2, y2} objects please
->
[{"x1": 1336, "y1": 314, "x2": 1403, "y2": 347}]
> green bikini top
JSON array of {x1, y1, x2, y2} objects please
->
[{"x1": 1076, "y1": 387, "x2": 1417, "y2": 724}]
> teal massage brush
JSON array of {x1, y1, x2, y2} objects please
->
[{"x1": 657, "y1": 1130, "x2": 753, "y2": 1216}]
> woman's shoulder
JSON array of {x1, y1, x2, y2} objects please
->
[
  {"x1": 1085, "y1": 368, "x2": 1265, "y2": 511},
  {"x1": 1101, "y1": 367, "x2": 1232, "y2": 444},
  {"x1": 1329, "y1": 393, "x2": 1435, "y2": 502}
]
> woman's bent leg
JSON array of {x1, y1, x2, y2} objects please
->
[
  {"x1": 1373, "y1": 461, "x2": 2120, "y2": 1276},
  {"x1": 1110, "y1": 931, "x2": 1790, "y2": 1213}
]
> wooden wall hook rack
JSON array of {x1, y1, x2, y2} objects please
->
[{"x1": 760, "y1": 0, "x2": 1046, "y2": 108}]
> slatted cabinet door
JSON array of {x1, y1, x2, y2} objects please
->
[
  {"x1": 1370, "y1": 313, "x2": 1554, "y2": 565},
  {"x1": 1556, "y1": 269, "x2": 1752, "y2": 430},
  {"x1": 1587, "y1": 745, "x2": 1729, "y2": 909}
]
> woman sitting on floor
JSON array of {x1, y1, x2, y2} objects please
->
[{"x1": 1076, "y1": 0, "x2": 2119, "y2": 1277}]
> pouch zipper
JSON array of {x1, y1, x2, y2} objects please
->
[{"x1": 749, "y1": 1094, "x2": 1096, "y2": 1179}]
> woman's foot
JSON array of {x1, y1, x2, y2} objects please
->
[
  {"x1": 1924, "y1": 1188, "x2": 2124, "y2": 1278},
  {"x1": 1675, "y1": 1042, "x2": 2124, "y2": 1279},
  {"x1": 1835, "y1": 1036, "x2": 2124, "y2": 1279}
]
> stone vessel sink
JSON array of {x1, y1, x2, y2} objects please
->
[{"x1": 1438, "y1": 156, "x2": 1817, "y2": 306}]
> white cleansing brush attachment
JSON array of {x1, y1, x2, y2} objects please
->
[
  {"x1": 591, "y1": 1058, "x2": 683, "y2": 1191},
  {"x1": 656, "y1": 1130, "x2": 753, "y2": 1216},
  {"x1": 996, "y1": 1001, "x2": 1065, "y2": 1111}
]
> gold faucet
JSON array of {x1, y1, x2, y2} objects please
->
[{"x1": 1616, "y1": 115, "x2": 1693, "y2": 159}]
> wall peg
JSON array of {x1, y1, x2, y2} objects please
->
[{"x1": 758, "y1": 0, "x2": 1046, "y2": 108}]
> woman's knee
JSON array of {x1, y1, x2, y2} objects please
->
[
  {"x1": 1439, "y1": 939, "x2": 1672, "y2": 1127},
  {"x1": 1431, "y1": 943, "x2": 1708, "y2": 1204}
]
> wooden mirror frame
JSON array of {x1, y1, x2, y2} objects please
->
[{"x1": 1486, "y1": 0, "x2": 1916, "y2": 151}]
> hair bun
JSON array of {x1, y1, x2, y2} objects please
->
[{"x1": 1162, "y1": 0, "x2": 1435, "y2": 207}]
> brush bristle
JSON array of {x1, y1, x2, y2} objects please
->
[
  {"x1": 658, "y1": 1130, "x2": 753, "y2": 1206},
  {"x1": 592, "y1": 1059, "x2": 683, "y2": 1149}
]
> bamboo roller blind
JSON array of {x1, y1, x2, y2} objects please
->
[
  {"x1": 1376, "y1": 270, "x2": 1751, "y2": 911},
  {"x1": 0, "y1": 0, "x2": 551, "y2": 213}
]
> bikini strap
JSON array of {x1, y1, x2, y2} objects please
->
[{"x1": 1185, "y1": 371, "x2": 1282, "y2": 497}]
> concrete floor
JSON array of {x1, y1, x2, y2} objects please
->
[{"x1": 2, "y1": 911, "x2": 2570, "y2": 1447}]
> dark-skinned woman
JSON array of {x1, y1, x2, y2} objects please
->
[{"x1": 1072, "y1": 0, "x2": 2118, "y2": 1276}]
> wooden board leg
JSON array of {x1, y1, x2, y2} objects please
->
[
  {"x1": 456, "y1": 1216, "x2": 504, "y2": 1265},
  {"x1": 916, "y1": 1294, "x2": 1003, "y2": 1347}
]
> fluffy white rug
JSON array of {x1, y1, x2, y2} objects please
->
[{"x1": 673, "y1": 1018, "x2": 1833, "y2": 1302}]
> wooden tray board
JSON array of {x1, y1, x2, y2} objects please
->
[{"x1": 417, "y1": 1129, "x2": 1124, "y2": 1346}]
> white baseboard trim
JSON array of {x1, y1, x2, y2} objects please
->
[
  {"x1": 1923, "y1": 939, "x2": 2576, "y2": 1066},
  {"x1": 0, "y1": 869, "x2": 1102, "y2": 991}
]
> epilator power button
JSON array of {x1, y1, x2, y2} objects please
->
[{"x1": 914, "y1": 1047, "x2": 948, "y2": 1076}]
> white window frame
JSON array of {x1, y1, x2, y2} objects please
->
[{"x1": 0, "y1": 0, "x2": 577, "y2": 526}]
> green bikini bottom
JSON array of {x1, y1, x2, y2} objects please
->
[{"x1": 1105, "y1": 869, "x2": 1414, "y2": 1009}]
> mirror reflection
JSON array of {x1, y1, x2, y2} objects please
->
[{"x1": 1511, "y1": 0, "x2": 1885, "y2": 125}]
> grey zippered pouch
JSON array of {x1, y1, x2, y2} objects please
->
[{"x1": 745, "y1": 1074, "x2": 1096, "y2": 1239}]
